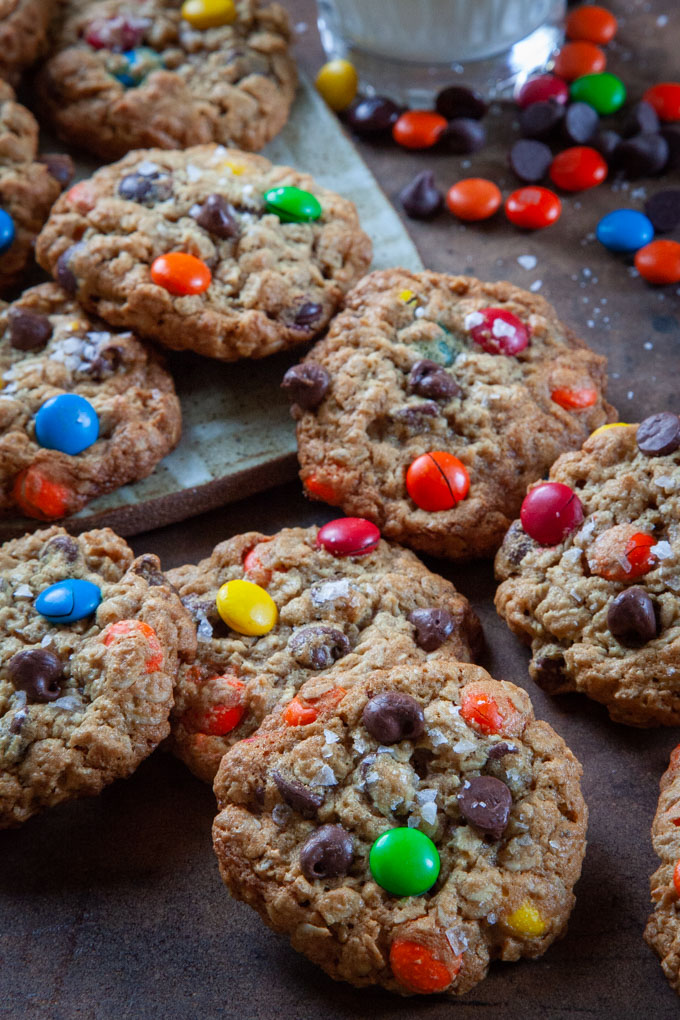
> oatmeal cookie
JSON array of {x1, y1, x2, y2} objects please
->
[
  {"x1": 0, "y1": 526, "x2": 196, "y2": 827},
  {"x1": 35, "y1": 145, "x2": 372, "y2": 361},
  {"x1": 167, "y1": 521, "x2": 483, "y2": 783},
  {"x1": 0, "y1": 0, "x2": 57, "y2": 84},
  {"x1": 37, "y1": 0, "x2": 297, "y2": 161},
  {"x1": 213, "y1": 657, "x2": 587, "y2": 995},
  {"x1": 495, "y1": 415, "x2": 680, "y2": 726},
  {"x1": 0, "y1": 283, "x2": 181, "y2": 521},
  {"x1": 290, "y1": 269, "x2": 615, "y2": 561},
  {"x1": 646, "y1": 742, "x2": 680, "y2": 995}
]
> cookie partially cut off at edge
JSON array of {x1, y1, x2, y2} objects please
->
[
  {"x1": 293, "y1": 269, "x2": 616, "y2": 560},
  {"x1": 168, "y1": 524, "x2": 483, "y2": 783},
  {"x1": 646, "y1": 744, "x2": 680, "y2": 995},
  {"x1": 0, "y1": 0, "x2": 57, "y2": 85},
  {"x1": 213, "y1": 658, "x2": 587, "y2": 996},
  {"x1": 0, "y1": 526, "x2": 196, "y2": 827},
  {"x1": 495, "y1": 421, "x2": 680, "y2": 726}
]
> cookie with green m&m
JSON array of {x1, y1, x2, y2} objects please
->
[{"x1": 212, "y1": 657, "x2": 587, "y2": 995}]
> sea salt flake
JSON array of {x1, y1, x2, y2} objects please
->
[
  {"x1": 651, "y1": 541, "x2": 672, "y2": 560},
  {"x1": 136, "y1": 161, "x2": 159, "y2": 176},
  {"x1": 13, "y1": 585, "x2": 32, "y2": 599},
  {"x1": 563, "y1": 548, "x2": 582, "y2": 565},
  {"x1": 185, "y1": 164, "x2": 203, "y2": 182},
  {"x1": 407, "y1": 814, "x2": 419, "y2": 828},
  {"x1": 492, "y1": 318, "x2": 515, "y2": 339},
  {"x1": 51, "y1": 695, "x2": 82, "y2": 711},
  {"x1": 464, "y1": 311, "x2": 484, "y2": 330},
  {"x1": 323, "y1": 729, "x2": 339, "y2": 744},
  {"x1": 196, "y1": 616, "x2": 213, "y2": 641},
  {"x1": 445, "y1": 928, "x2": 468, "y2": 955},
  {"x1": 453, "y1": 739, "x2": 477, "y2": 753},
  {"x1": 486, "y1": 912, "x2": 497, "y2": 925},
  {"x1": 421, "y1": 801, "x2": 438, "y2": 825},
  {"x1": 517, "y1": 254, "x2": 537, "y2": 270},
  {"x1": 352, "y1": 732, "x2": 369, "y2": 755},
  {"x1": 272, "y1": 804, "x2": 291, "y2": 827},
  {"x1": 415, "y1": 788, "x2": 437, "y2": 804},
  {"x1": 428, "y1": 727, "x2": 448, "y2": 747},
  {"x1": 311, "y1": 579, "x2": 350, "y2": 605},
  {"x1": 311, "y1": 764, "x2": 337, "y2": 787},
  {"x1": 529, "y1": 280, "x2": 543, "y2": 292}
]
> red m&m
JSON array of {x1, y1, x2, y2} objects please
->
[
  {"x1": 565, "y1": 5, "x2": 618, "y2": 45},
  {"x1": 553, "y1": 41, "x2": 606, "y2": 81},
  {"x1": 520, "y1": 482, "x2": 584, "y2": 545},
  {"x1": 643, "y1": 83, "x2": 680, "y2": 123},
  {"x1": 505, "y1": 187, "x2": 561, "y2": 229},
  {"x1": 150, "y1": 252, "x2": 211, "y2": 295},
  {"x1": 194, "y1": 678, "x2": 246, "y2": 735},
  {"x1": 516, "y1": 75, "x2": 569, "y2": 109},
  {"x1": 464, "y1": 307, "x2": 530, "y2": 355},
  {"x1": 317, "y1": 517, "x2": 380, "y2": 557},
  {"x1": 549, "y1": 147, "x2": 607, "y2": 192},
  {"x1": 392, "y1": 111, "x2": 448, "y2": 149},
  {"x1": 406, "y1": 452, "x2": 470, "y2": 512},
  {"x1": 634, "y1": 240, "x2": 680, "y2": 285}
]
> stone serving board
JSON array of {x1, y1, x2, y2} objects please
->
[{"x1": 0, "y1": 75, "x2": 422, "y2": 541}]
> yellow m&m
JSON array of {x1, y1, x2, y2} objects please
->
[
  {"x1": 216, "y1": 579, "x2": 277, "y2": 636},
  {"x1": 505, "y1": 901, "x2": 546, "y2": 937},
  {"x1": 589, "y1": 421, "x2": 630, "y2": 439},
  {"x1": 315, "y1": 59, "x2": 358, "y2": 112},
  {"x1": 181, "y1": 0, "x2": 237, "y2": 30}
]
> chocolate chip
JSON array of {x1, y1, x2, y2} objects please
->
[
  {"x1": 192, "y1": 194, "x2": 239, "y2": 238},
  {"x1": 55, "y1": 246, "x2": 80, "y2": 296},
  {"x1": 408, "y1": 359, "x2": 461, "y2": 400},
  {"x1": 411, "y1": 747, "x2": 434, "y2": 779},
  {"x1": 563, "y1": 102, "x2": 599, "y2": 145},
  {"x1": 593, "y1": 129, "x2": 621, "y2": 160},
  {"x1": 458, "y1": 775, "x2": 512, "y2": 840},
  {"x1": 622, "y1": 101, "x2": 660, "y2": 138},
  {"x1": 299, "y1": 824, "x2": 353, "y2": 880},
  {"x1": 661, "y1": 128, "x2": 680, "y2": 171},
  {"x1": 435, "y1": 85, "x2": 488, "y2": 121},
  {"x1": 607, "y1": 587, "x2": 658, "y2": 647},
  {"x1": 509, "y1": 139, "x2": 553, "y2": 183},
  {"x1": 520, "y1": 100, "x2": 564, "y2": 140},
  {"x1": 636, "y1": 412, "x2": 680, "y2": 456},
  {"x1": 399, "y1": 171, "x2": 443, "y2": 219},
  {"x1": 119, "y1": 172, "x2": 172, "y2": 205},
  {"x1": 40, "y1": 535, "x2": 79, "y2": 561},
  {"x1": 272, "y1": 771, "x2": 324, "y2": 818},
  {"x1": 362, "y1": 691, "x2": 425, "y2": 744},
  {"x1": 8, "y1": 308, "x2": 53, "y2": 351},
  {"x1": 391, "y1": 402, "x2": 440, "y2": 428},
  {"x1": 345, "y1": 96, "x2": 401, "y2": 135},
  {"x1": 486, "y1": 742, "x2": 518, "y2": 760},
  {"x1": 288, "y1": 626, "x2": 350, "y2": 669},
  {"x1": 439, "y1": 118, "x2": 486, "y2": 154},
  {"x1": 8, "y1": 649, "x2": 63, "y2": 703},
  {"x1": 615, "y1": 134, "x2": 668, "y2": 178},
  {"x1": 281, "y1": 363, "x2": 329, "y2": 410},
  {"x1": 644, "y1": 190, "x2": 680, "y2": 233},
  {"x1": 408, "y1": 608, "x2": 455, "y2": 652},
  {"x1": 293, "y1": 302, "x2": 323, "y2": 329},
  {"x1": 501, "y1": 520, "x2": 536, "y2": 567},
  {"x1": 132, "y1": 554, "x2": 167, "y2": 587},
  {"x1": 532, "y1": 652, "x2": 569, "y2": 694},
  {"x1": 38, "y1": 154, "x2": 75, "y2": 190},
  {"x1": 87, "y1": 343, "x2": 124, "y2": 381}
]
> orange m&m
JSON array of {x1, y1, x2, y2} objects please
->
[
  {"x1": 102, "y1": 619, "x2": 163, "y2": 672},
  {"x1": 634, "y1": 240, "x2": 680, "y2": 285},
  {"x1": 553, "y1": 41, "x2": 606, "y2": 81},
  {"x1": 390, "y1": 940, "x2": 459, "y2": 994},
  {"x1": 446, "y1": 178, "x2": 502, "y2": 222},
  {"x1": 550, "y1": 387, "x2": 598, "y2": 409},
  {"x1": 406, "y1": 452, "x2": 470, "y2": 512},
  {"x1": 392, "y1": 111, "x2": 448, "y2": 150},
  {"x1": 566, "y1": 5, "x2": 618, "y2": 45},
  {"x1": 303, "y1": 474, "x2": 340, "y2": 504},
  {"x1": 674, "y1": 861, "x2": 680, "y2": 897},
  {"x1": 283, "y1": 686, "x2": 346, "y2": 726},
  {"x1": 150, "y1": 252, "x2": 211, "y2": 295},
  {"x1": 12, "y1": 467, "x2": 71, "y2": 520},
  {"x1": 194, "y1": 679, "x2": 246, "y2": 735}
]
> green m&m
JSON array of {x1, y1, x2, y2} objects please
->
[
  {"x1": 263, "y1": 186, "x2": 322, "y2": 223},
  {"x1": 570, "y1": 72, "x2": 626, "y2": 114},
  {"x1": 369, "y1": 827, "x2": 440, "y2": 897}
]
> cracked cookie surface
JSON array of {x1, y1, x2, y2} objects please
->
[
  {"x1": 167, "y1": 524, "x2": 482, "y2": 783},
  {"x1": 646, "y1": 743, "x2": 680, "y2": 995},
  {"x1": 36, "y1": 145, "x2": 372, "y2": 361},
  {"x1": 292, "y1": 269, "x2": 615, "y2": 561},
  {"x1": 213, "y1": 658, "x2": 587, "y2": 995},
  {"x1": 0, "y1": 526, "x2": 196, "y2": 827},
  {"x1": 495, "y1": 419, "x2": 680, "y2": 726}
]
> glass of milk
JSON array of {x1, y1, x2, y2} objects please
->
[{"x1": 317, "y1": 0, "x2": 566, "y2": 104}]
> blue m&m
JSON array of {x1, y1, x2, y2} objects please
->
[
  {"x1": 110, "y1": 47, "x2": 163, "y2": 87},
  {"x1": 0, "y1": 210, "x2": 15, "y2": 255},
  {"x1": 596, "y1": 209, "x2": 654, "y2": 253},
  {"x1": 35, "y1": 579, "x2": 102, "y2": 624},
  {"x1": 35, "y1": 394, "x2": 99, "y2": 455}
]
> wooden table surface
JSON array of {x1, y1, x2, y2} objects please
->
[{"x1": 2, "y1": 1, "x2": 680, "y2": 1017}]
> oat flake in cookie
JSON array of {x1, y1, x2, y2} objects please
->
[
  {"x1": 0, "y1": 283, "x2": 181, "y2": 521},
  {"x1": 646, "y1": 743, "x2": 680, "y2": 994},
  {"x1": 0, "y1": 526, "x2": 196, "y2": 828},
  {"x1": 495, "y1": 417, "x2": 680, "y2": 726},
  {"x1": 167, "y1": 522, "x2": 482, "y2": 783},
  {"x1": 291, "y1": 269, "x2": 616, "y2": 561},
  {"x1": 36, "y1": 145, "x2": 372, "y2": 361},
  {"x1": 213, "y1": 658, "x2": 587, "y2": 995},
  {"x1": 0, "y1": 0, "x2": 57, "y2": 84},
  {"x1": 36, "y1": 0, "x2": 297, "y2": 161}
]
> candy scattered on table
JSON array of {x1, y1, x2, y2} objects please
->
[
  {"x1": 35, "y1": 578, "x2": 102, "y2": 625},
  {"x1": 505, "y1": 187, "x2": 562, "y2": 230},
  {"x1": 316, "y1": 517, "x2": 381, "y2": 557},
  {"x1": 446, "y1": 178, "x2": 501, "y2": 220},
  {"x1": 549, "y1": 146, "x2": 608, "y2": 191},
  {"x1": 553, "y1": 41, "x2": 606, "y2": 81},
  {"x1": 150, "y1": 252, "x2": 211, "y2": 295},
  {"x1": 569, "y1": 72, "x2": 626, "y2": 114},
  {"x1": 596, "y1": 209, "x2": 654, "y2": 252},
  {"x1": 399, "y1": 170, "x2": 443, "y2": 218},
  {"x1": 520, "y1": 482, "x2": 584, "y2": 545},
  {"x1": 263, "y1": 185, "x2": 322, "y2": 223},
  {"x1": 216, "y1": 579, "x2": 277, "y2": 636},
  {"x1": 392, "y1": 111, "x2": 448, "y2": 150},
  {"x1": 634, "y1": 240, "x2": 680, "y2": 285},
  {"x1": 643, "y1": 82, "x2": 680, "y2": 123},
  {"x1": 566, "y1": 4, "x2": 618, "y2": 45},
  {"x1": 369, "y1": 827, "x2": 440, "y2": 896},
  {"x1": 34, "y1": 394, "x2": 99, "y2": 455},
  {"x1": 315, "y1": 59, "x2": 358, "y2": 111},
  {"x1": 517, "y1": 75, "x2": 569, "y2": 108}
]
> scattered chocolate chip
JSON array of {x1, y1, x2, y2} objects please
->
[
  {"x1": 439, "y1": 118, "x2": 486, "y2": 154},
  {"x1": 299, "y1": 824, "x2": 353, "y2": 880},
  {"x1": 622, "y1": 101, "x2": 660, "y2": 138},
  {"x1": 408, "y1": 607, "x2": 455, "y2": 652},
  {"x1": 119, "y1": 171, "x2": 172, "y2": 205},
  {"x1": 38, "y1": 154, "x2": 75, "y2": 190},
  {"x1": 644, "y1": 190, "x2": 680, "y2": 233},
  {"x1": 661, "y1": 128, "x2": 680, "y2": 171},
  {"x1": 391, "y1": 401, "x2": 440, "y2": 428},
  {"x1": 458, "y1": 775, "x2": 512, "y2": 840},
  {"x1": 636, "y1": 412, "x2": 680, "y2": 456},
  {"x1": 8, "y1": 308, "x2": 53, "y2": 351},
  {"x1": 362, "y1": 691, "x2": 425, "y2": 744},
  {"x1": 272, "y1": 771, "x2": 324, "y2": 818},
  {"x1": 486, "y1": 742, "x2": 518, "y2": 760},
  {"x1": 509, "y1": 139, "x2": 553, "y2": 183},
  {"x1": 607, "y1": 587, "x2": 658, "y2": 647},
  {"x1": 593, "y1": 129, "x2": 622, "y2": 160},
  {"x1": 192, "y1": 193, "x2": 239, "y2": 238},
  {"x1": 293, "y1": 302, "x2": 323, "y2": 329},
  {"x1": 288, "y1": 626, "x2": 350, "y2": 669},
  {"x1": 399, "y1": 170, "x2": 443, "y2": 219},
  {"x1": 435, "y1": 84, "x2": 488, "y2": 121},
  {"x1": 408, "y1": 359, "x2": 461, "y2": 400},
  {"x1": 615, "y1": 133, "x2": 668, "y2": 177},
  {"x1": 520, "y1": 99, "x2": 564, "y2": 141},
  {"x1": 132, "y1": 554, "x2": 168, "y2": 587},
  {"x1": 55, "y1": 245, "x2": 81, "y2": 296},
  {"x1": 8, "y1": 649, "x2": 63, "y2": 703},
  {"x1": 40, "y1": 535, "x2": 79, "y2": 561},
  {"x1": 281, "y1": 363, "x2": 330, "y2": 411},
  {"x1": 532, "y1": 652, "x2": 569, "y2": 694},
  {"x1": 411, "y1": 746, "x2": 434, "y2": 779},
  {"x1": 344, "y1": 96, "x2": 402, "y2": 135},
  {"x1": 501, "y1": 520, "x2": 536, "y2": 567},
  {"x1": 563, "y1": 101, "x2": 599, "y2": 145}
]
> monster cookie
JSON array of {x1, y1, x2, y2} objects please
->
[
  {"x1": 0, "y1": 82, "x2": 73, "y2": 294},
  {"x1": 0, "y1": 283, "x2": 181, "y2": 520},
  {"x1": 0, "y1": 0, "x2": 57, "y2": 84},
  {"x1": 212, "y1": 658, "x2": 587, "y2": 995},
  {"x1": 36, "y1": 145, "x2": 372, "y2": 361},
  {"x1": 290, "y1": 269, "x2": 615, "y2": 560},
  {"x1": 167, "y1": 520, "x2": 482, "y2": 782},
  {"x1": 37, "y1": 0, "x2": 297, "y2": 161},
  {"x1": 495, "y1": 415, "x2": 680, "y2": 726},
  {"x1": 646, "y1": 743, "x2": 680, "y2": 994},
  {"x1": 0, "y1": 526, "x2": 196, "y2": 827}
]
